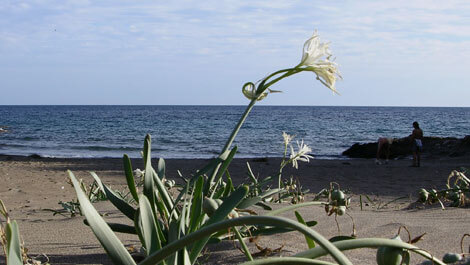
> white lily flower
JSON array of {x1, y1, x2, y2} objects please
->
[
  {"x1": 133, "y1": 168, "x2": 144, "y2": 178},
  {"x1": 299, "y1": 30, "x2": 341, "y2": 93},
  {"x1": 242, "y1": 82, "x2": 268, "y2": 101},
  {"x1": 282, "y1": 132, "x2": 293, "y2": 146},
  {"x1": 289, "y1": 140, "x2": 314, "y2": 169}
]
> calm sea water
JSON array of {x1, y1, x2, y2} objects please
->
[{"x1": 0, "y1": 105, "x2": 469, "y2": 159}]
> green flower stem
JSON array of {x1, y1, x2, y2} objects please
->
[
  {"x1": 206, "y1": 99, "x2": 257, "y2": 191},
  {"x1": 234, "y1": 226, "x2": 253, "y2": 261},
  {"x1": 262, "y1": 68, "x2": 303, "y2": 92},
  {"x1": 294, "y1": 238, "x2": 445, "y2": 265},
  {"x1": 241, "y1": 257, "x2": 337, "y2": 265},
  {"x1": 139, "y1": 216, "x2": 353, "y2": 265},
  {"x1": 221, "y1": 99, "x2": 257, "y2": 153}
]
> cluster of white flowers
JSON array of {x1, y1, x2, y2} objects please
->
[
  {"x1": 299, "y1": 30, "x2": 341, "y2": 93},
  {"x1": 242, "y1": 30, "x2": 341, "y2": 101},
  {"x1": 282, "y1": 131, "x2": 293, "y2": 146},
  {"x1": 283, "y1": 132, "x2": 314, "y2": 169},
  {"x1": 133, "y1": 168, "x2": 144, "y2": 178}
]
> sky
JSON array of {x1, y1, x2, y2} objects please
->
[{"x1": 1, "y1": 0, "x2": 469, "y2": 106}]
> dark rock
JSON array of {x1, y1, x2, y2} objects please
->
[
  {"x1": 29, "y1": 154, "x2": 42, "y2": 159},
  {"x1": 342, "y1": 136, "x2": 470, "y2": 159}
]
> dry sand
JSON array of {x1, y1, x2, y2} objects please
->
[{"x1": 1, "y1": 155, "x2": 470, "y2": 264}]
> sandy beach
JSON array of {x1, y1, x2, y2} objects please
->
[{"x1": 1, "y1": 154, "x2": 470, "y2": 264}]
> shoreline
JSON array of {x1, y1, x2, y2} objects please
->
[{"x1": 1, "y1": 153, "x2": 470, "y2": 264}]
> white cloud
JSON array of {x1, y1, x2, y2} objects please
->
[{"x1": 0, "y1": 0, "x2": 469, "y2": 105}]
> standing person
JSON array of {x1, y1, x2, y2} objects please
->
[{"x1": 411, "y1": 121, "x2": 423, "y2": 167}]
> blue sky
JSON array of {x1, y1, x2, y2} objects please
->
[{"x1": 1, "y1": 1, "x2": 469, "y2": 106}]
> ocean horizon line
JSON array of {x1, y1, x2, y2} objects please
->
[{"x1": 1, "y1": 104, "x2": 469, "y2": 108}]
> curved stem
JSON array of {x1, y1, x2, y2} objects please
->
[
  {"x1": 241, "y1": 257, "x2": 337, "y2": 265},
  {"x1": 256, "y1": 68, "x2": 297, "y2": 94},
  {"x1": 294, "y1": 238, "x2": 445, "y2": 265},
  {"x1": 139, "y1": 216, "x2": 353, "y2": 265},
  {"x1": 262, "y1": 68, "x2": 303, "y2": 91}
]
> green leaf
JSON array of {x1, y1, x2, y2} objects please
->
[
  {"x1": 157, "y1": 158, "x2": 166, "y2": 179},
  {"x1": 222, "y1": 171, "x2": 234, "y2": 197},
  {"x1": 246, "y1": 162, "x2": 257, "y2": 184},
  {"x1": 133, "y1": 209, "x2": 145, "y2": 250},
  {"x1": 123, "y1": 154, "x2": 139, "y2": 203},
  {"x1": 90, "y1": 172, "x2": 136, "y2": 220},
  {"x1": 212, "y1": 181, "x2": 226, "y2": 199},
  {"x1": 206, "y1": 147, "x2": 237, "y2": 197},
  {"x1": 295, "y1": 211, "x2": 315, "y2": 248},
  {"x1": 143, "y1": 134, "x2": 151, "y2": 168},
  {"x1": 188, "y1": 176, "x2": 204, "y2": 233},
  {"x1": 189, "y1": 185, "x2": 249, "y2": 263},
  {"x1": 255, "y1": 202, "x2": 272, "y2": 210},
  {"x1": 237, "y1": 196, "x2": 263, "y2": 209},
  {"x1": 140, "y1": 216, "x2": 351, "y2": 265},
  {"x1": 68, "y1": 170, "x2": 136, "y2": 265},
  {"x1": 84, "y1": 219, "x2": 136, "y2": 234},
  {"x1": 5, "y1": 220, "x2": 23, "y2": 265},
  {"x1": 139, "y1": 195, "x2": 162, "y2": 255},
  {"x1": 259, "y1": 188, "x2": 281, "y2": 199},
  {"x1": 240, "y1": 257, "x2": 337, "y2": 265},
  {"x1": 143, "y1": 137, "x2": 155, "y2": 207},
  {"x1": 249, "y1": 220, "x2": 317, "y2": 236},
  {"x1": 152, "y1": 168, "x2": 175, "y2": 219}
]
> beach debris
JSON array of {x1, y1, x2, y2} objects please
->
[{"x1": 248, "y1": 236, "x2": 284, "y2": 257}]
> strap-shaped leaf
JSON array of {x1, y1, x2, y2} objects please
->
[
  {"x1": 84, "y1": 220, "x2": 136, "y2": 234},
  {"x1": 222, "y1": 172, "x2": 234, "y2": 197},
  {"x1": 240, "y1": 257, "x2": 336, "y2": 265},
  {"x1": 140, "y1": 215, "x2": 352, "y2": 265},
  {"x1": 152, "y1": 168, "x2": 175, "y2": 219},
  {"x1": 206, "y1": 147, "x2": 237, "y2": 197},
  {"x1": 123, "y1": 154, "x2": 139, "y2": 203},
  {"x1": 237, "y1": 196, "x2": 263, "y2": 209},
  {"x1": 139, "y1": 195, "x2": 162, "y2": 255},
  {"x1": 90, "y1": 172, "x2": 136, "y2": 220},
  {"x1": 143, "y1": 137, "x2": 155, "y2": 207},
  {"x1": 68, "y1": 170, "x2": 136, "y2": 265},
  {"x1": 167, "y1": 192, "x2": 192, "y2": 265},
  {"x1": 295, "y1": 211, "x2": 315, "y2": 248},
  {"x1": 259, "y1": 188, "x2": 281, "y2": 199},
  {"x1": 249, "y1": 220, "x2": 317, "y2": 236},
  {"x1": 6, "y1": 220, "x2": 23, "y2": 265},
  {"x1": 188, "y1": 176, "x2": 204, "y2": 233},
  {"x1": 143, "y1": 134, "x2": 151, "y2": 168},
  {"x1": 189, "y1": 185, "x2": 249, "y2": 263},
  {"x1": 157, "y1": 158, "x2": 166, "y2": 180}
]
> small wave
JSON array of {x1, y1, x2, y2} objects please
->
[
  {"x1": 0, "y1": 143, "x2": 29, "y2": 148},
  {"x1": 70, "y1": 145, "x2": 141, "y2": 152},
  {"x1": 21, "y1": 136, "x2": 38, "y2": 141}
]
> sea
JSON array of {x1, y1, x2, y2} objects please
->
[{"x1": 0, "y1": 105, "x2": 469, "y2": 159}]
